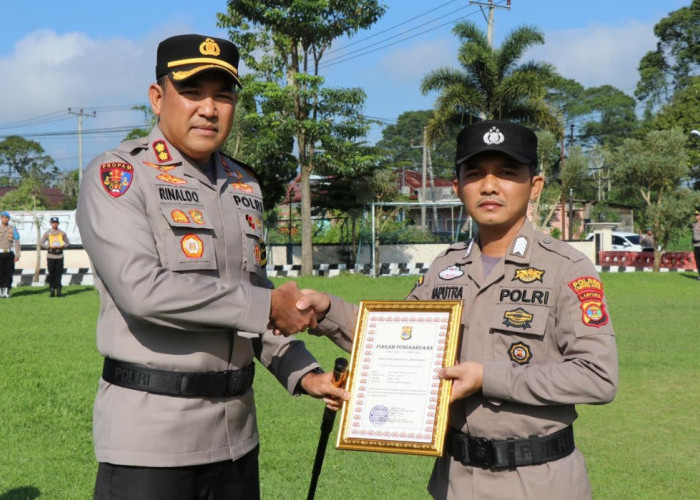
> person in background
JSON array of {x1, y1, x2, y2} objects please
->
[
  {"x1": 0, "y1": 210, "x2": 21, "y2": 298},
  {"x1": 292, "y1": 120, "x2": 619, "y2": 500},
  {"x1": 640, "y1": 227, "x2": 655, "y2": 252},
  {"x1": 77, "y1": 33, "x2": 345, "y2": 500},
  {"x1": 41, "y1": 216, "x2": 70, "y2": 297}
]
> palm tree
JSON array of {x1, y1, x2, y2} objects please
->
[{"x1": 421, "y1": 21, "x2": 562, "y2": 140}]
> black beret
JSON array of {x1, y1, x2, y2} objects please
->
[
  {"x1": 156, "y1": 34, "x2": 241, "y2": 87},
  {"x1": 456, "y1": 120, "x2": 537, "y2": 167}
]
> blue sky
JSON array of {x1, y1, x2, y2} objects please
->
[{"x1": 0, "y1": 0, "x2": 688, "y2": 173}]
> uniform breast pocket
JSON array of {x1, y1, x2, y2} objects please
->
[
  {"x1": 489, "y1": 303, "x2": 550, "y2": 365},
  {"x1": 160, "y1": 205, "x2": 217, "y2": 271},
  {"x1": 237, "y1": 210, "x2": 266, "y2": 275}
]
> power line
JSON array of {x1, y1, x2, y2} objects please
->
[
  {"x1": 325, "y1": 0, "x2": 463, "y2": 57},
  {"x1": 320, "y1": 7, "x2": 482, "y2": 69}
]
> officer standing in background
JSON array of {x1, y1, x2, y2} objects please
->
[
  {"x1": 693, "y1": 207, "x2": 700, "y2": 280},
  {"x1": 77, "y1": 34, "x2": 345, "y2": 500},
  {"x1": 40, "y1": 216, "x2": 70, "y2": 297},
  {"x1": 0, "y1": 210, "x2": 21, "y2": 298},
  {"x1": 294, "y1": 121, "x2": 619, "y2": 499}
]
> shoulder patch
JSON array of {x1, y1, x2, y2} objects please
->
[
  {"x1": 100, "y1": 162, "x2": 133, "y2": 198},
  {"x1": 568, "y1": 276, "x2": 609, "y2": 328}
]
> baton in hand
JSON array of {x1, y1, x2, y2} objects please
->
[{"x1": 307, "y1": 357, "x2": 348, "y2": 500}]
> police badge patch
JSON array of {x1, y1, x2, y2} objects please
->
[
  {"x1": 100, "y1": 162, "x2": 133, "y2": 198},
  {"x1": 508, "y1": 342, "x2": 532, "y2": 364},
  {"x1": 181, "y1": 234, "x2": 204, "y2": 259},
  {"x1": 438, "y1": 265, "x2": 464, "y2": 280},
  {"x1": 513, "y1": 267, "x2": 545, "y2": 283},
  {"x1": 502, "y1": 307, "x2": 534, "y2": 329}
]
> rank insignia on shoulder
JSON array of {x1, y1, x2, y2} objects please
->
[
  {"x1": 181, "y1": 234, "x2": 204, "y2": 259},
  {"x1": 511, "y1": 236, "x2": 529, "y2": 257},
  {"x1": 100, "y1": 162, "x2": 133, "y2": 198},
  {"x1": 438, "y1": 265, "x2": 463, "y2": 280},
  {"x1": 513, "y1": 267, "x2": 545, "y2": 283},
  {"x1": 502, "y1": 307, "x2": 533, "y2": 329},
  {"x1": 153, "y1": 140, "x2": 172, "y2": 163},
  {"x1": 508, "y1": 342, "x2": 532, "y2": 364},
  {"x1": 189, "y1": 209, "x2": 205, "y2": 225},
  {"x1": 170, "y1": 209, "x2": 190, "y2": 223},
  {"x1": 568, "y1": 276, "x2": 609, "y2": 328}
]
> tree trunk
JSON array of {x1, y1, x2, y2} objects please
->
[{"x1": 300, "y1": 163, "x2": 313, "y2": 276}]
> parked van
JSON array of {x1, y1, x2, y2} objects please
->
[{"x1": 585, "y1": 231, "x2": 644, "y2": 252}]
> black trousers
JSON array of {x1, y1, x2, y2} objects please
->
[
  {"x1": 94, "y1": 446, "x2": 260, "y2": 500},
  {"x1": 47, "y1": 257, "x2": 64, "y2": 288},
  {"x1": 694, "y1": 246, "x2": 700, "y2": 275},
  {"x1": 0, "y1": 252, "x2": 14, "y2": 288}
]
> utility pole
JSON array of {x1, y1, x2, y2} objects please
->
[
  {"x1": 421, "y1": 127, "x2": 428, "y2": 230},
  {"x1": 470, "y1": 0, "x2": 512, "y2": 48},
  {"x1": 68, "y1": 108, "x2": 96, "y2": 189}
]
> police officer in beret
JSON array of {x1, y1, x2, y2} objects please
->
[
  {"x1": 40, "y1": 216, "x2": 70, "y2": 297},
  {"x1": 293, "y1": 120, "x2": 619, "y2": 499},
  {"x1": 0, "y1": 210, "x2": 20, "y2": 298},
  {"x1": 693, "y1": 208, "x2": 700, "y2": 280},
  {"x1": 77, "y1": 34, "x2": 346, "y2": 499}
]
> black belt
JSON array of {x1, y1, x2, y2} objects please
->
[
  {"x1": 102, "y1": 358, "x2": 255, "y2": 398},
  {"x1": 448, "y1": 426, "x2": 575, "y2": 470}
]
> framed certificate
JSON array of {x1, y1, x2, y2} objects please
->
[{"x1": 336, "y1": 300, "x2": 463, "y2": 456}]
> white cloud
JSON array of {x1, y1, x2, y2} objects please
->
[
  {"x1": 377, "y1": 38, "x2": 458, "y2": 83},
  {"x1": 528, "y1": 20, "x2": 657, "y2": 94}
]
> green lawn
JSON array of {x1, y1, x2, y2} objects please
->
[{"x1": 0, "y1": 273, "x2": 698, "y2": 499}]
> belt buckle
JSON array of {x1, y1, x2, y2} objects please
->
[{"x1": 469, "y1": 437, "x2": 496, "y2": 469}]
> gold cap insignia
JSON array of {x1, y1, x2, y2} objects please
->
[{"x1": 199, "y1": 38, "x2": 221, "y2": 56}]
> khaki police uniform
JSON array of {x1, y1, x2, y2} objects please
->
[
  {"x1": 0, "y1": 219, "x2": 20, "y2": 297},
  {"x1": 77, "y1": 125, "x2": 320, "y2": 467},
  {"x1": 312, "y1": 220, "x2": 618, "y2": 499},
  {"x1": 41, "y1": 224, "x2": 70, "y2": 296}
]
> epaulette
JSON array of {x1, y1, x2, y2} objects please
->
[
  {"x1": 116, "y1": 136, "x2": 149, "y2": 157},
  {"x1": 435, "y1": 240, "x2": 469, "y2": 259},
  {"x1": 221, "y1": 153, "x2": 261, "y2": 183},
  {"x1": 538, "y1": 234, "x2": 586, "y2": 263}
]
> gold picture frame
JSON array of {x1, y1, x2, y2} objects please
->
[{"x1": 336, "y1": 300, "x2": 463, "y2": 457}]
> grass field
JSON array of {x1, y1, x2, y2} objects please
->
[{"x1": 0, "y1": 272, "x2": 698, "y2": 499}]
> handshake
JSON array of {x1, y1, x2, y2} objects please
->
[{"x1": 268, "y1": 281, "x2": 331, "y2": 336}]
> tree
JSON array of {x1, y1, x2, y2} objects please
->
[
  {"x1": 0, "y1": 136, "x2": 58, "y2": 186},
  {"x1": 218, "y1": 0, "x2": 386, "y2": 275},
  {"x1": 610, "y1": 129, "x2": 690, "y2": 271},
  {"x1": 375, "y1": 110, "x2": 459, "y2": 179},
  {"x1": 635, "y1": 0, "x2": 700, "y2": 114},
  {"x1": 654, "y1": 75, "x2": 700, "y2": 189},
  {"x1": 576, "y1": 85, "x2": 639, "y2": 148},
  {"x1": 123, "y1": 105, "x2": 158, "y2": 141},
  {"x1": 420, "y1": 21, "x2": 561, "y2": 140},
  {"x1": 56, "y1": 169, "x2": 80, "y2": 209}
]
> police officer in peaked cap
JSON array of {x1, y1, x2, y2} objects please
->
[
  {"x1": 77, "y1": 33, "x2": 348, "y2": 499},
  {"x1": 289, "y1": 120, "x2": 619, "y2": 499}
]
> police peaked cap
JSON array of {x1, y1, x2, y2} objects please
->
[
  {"x1": 456, "y1": 120, "x2": 538, "y2": 167},
  {"x1": 156, "y1": 34, "x2": 241, "y2": 87}
]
